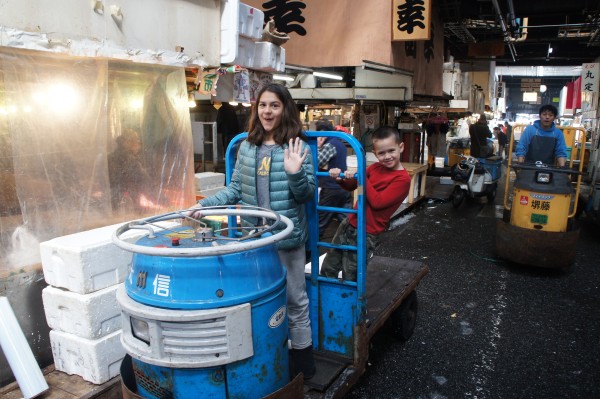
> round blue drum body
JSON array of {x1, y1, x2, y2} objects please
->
[{"x1": 121, "y1": 226, "x2": 289, "y2": 399}]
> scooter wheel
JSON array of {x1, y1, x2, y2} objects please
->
[{"x1": 451, "y1": 186, "x2": 465, "y2": 208}]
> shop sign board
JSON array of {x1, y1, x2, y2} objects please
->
[
  {"x1": 391, "y1": 0, "x2": 432, "y2": 41},
  {"x1": 581, "y1": 63, "x2": 598, "y2": 112},
  {"x1": 495, "y1": 82, "x2": 506, "y2": 98},
  {"x1": 520, "y1": 78, "x2": 541, "y2": 92},
  {"x1": 582, "y1": 63, "x2": 599, "y2": 93}
]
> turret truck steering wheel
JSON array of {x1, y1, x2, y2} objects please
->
[{"x1": 112, "y1": 205, "x2": 293, "y2": 257}]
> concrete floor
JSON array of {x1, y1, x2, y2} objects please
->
[{"x1": 345, "y1": 174, "x2": 600, "y2": 399}]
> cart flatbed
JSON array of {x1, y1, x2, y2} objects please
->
[{"x1": 304, "y1": 256, "x2": 428, "y2": 398}]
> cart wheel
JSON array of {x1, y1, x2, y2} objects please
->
[
  {"x1": 502, "y1": 208, "x2": 511, "y2": 222},
  {"x1": 391, "y1": 291, "x2": 418, "y2": 341},
  {"x1": 486, "y1": 182, "x2": 498, "y2": 203},
  {"x1": 451, "y1": 186, "x2": 465, "y2": 208},
  {"x1": 575, "y1": 194, "x2": 586, "y2": 219}
]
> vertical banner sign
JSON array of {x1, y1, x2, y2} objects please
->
[
  {"x1": 581, "y1": 63, "x2": 599, "y2": 112},
  {"x1": 582, "y1": 63, "x2": 599, "y2": 93},
  {"x1": 234, "y1": 70, "x2": 251, "y2": 103},
  {"x1": 392, "y1": 0, "x2": 431, "y2": 41}
]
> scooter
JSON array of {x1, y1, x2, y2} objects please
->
[{"x1": 450, "y1": 154, "x2": 502, "y2": 207}]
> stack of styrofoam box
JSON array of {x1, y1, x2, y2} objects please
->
[
  {"x1": 221, "y1": 1, "x2": 264, "y2": 68},
  {"x1": 196, "y1": 172, "x2": 226, "y2": 197},
  {"x1": 253, "y1": 41, "x2": 286, "y2": 72},
  {"x1": 40, "y1": 221, "x2": 177, "y2": 384}
]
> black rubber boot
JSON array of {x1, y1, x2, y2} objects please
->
[{"x1": 290, "y1": 345, "x2": 316, "y2": 380}]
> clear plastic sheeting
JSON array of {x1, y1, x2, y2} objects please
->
[{"x1": 0, "y1": 47, "x2": 195, "y2": 274}]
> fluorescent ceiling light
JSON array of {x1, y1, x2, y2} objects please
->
[
  {"x1": 272, "y1": 74, "x2": 294, "y2": 82},
  {"x1": 361, "y1": 60, "x2": 412, "y2": 75},
  {"x1": 313, "y1": 71, "x2": 343, "y2": 80},
  {"x1": 285, "y1": 64, "x2": 314, "y2": 72}
]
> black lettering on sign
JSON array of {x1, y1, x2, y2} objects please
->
[
  {"x1": 396, "y1": 0, "x2": 425, "y2": 34},
  {"x1": 405, "y1": 41, "x2": 417, "y2": 58},
  {"x1": 262, "y1": 0, "x2": 307, "y2": 36},
  {"x1": 424, "y1": 23, "x2": 435, "y2": 62}
]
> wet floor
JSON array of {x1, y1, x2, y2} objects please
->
[{"x1": 345, "y1": 175, "x2": 600, "y2": 399}]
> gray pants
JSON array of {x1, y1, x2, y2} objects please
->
[{"x1": 278, "y1": 246, "x2": 312, "y2": 350}]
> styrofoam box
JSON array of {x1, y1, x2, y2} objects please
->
[
  {"x1": 253, "y1": 41, "x2": 286, "y2": 72},
  {"x1": 239, "y1": 3, "x2": 264, "y2": 39},
  {"x1": 227, "y1": 35, "x2": 256, "y2": 68},
  {"x1": 347, "y1": 153, "x2": 378, "y2": 169},
  {"x1": 43, "y1": 285, "x2": 120, "y2": 340},
  {"x1": 41, "y1": 221, "x2": 179, "y2": 295},
  {"x1": 50, "y1": 329, "x2": 125, "y2": 384},
  {"x1": 221, "y1": 0, "x2": 240, "y2": 63},
  {"x1": 195, "y1": 172, "x2": 225, "y2": 190},
  {"x1": 197, "y1": 186, "x2": 225, "y2": 197}
]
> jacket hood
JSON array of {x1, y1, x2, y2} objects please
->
[{"x1": 533, "y1": 119, "x2": 556, "y2": 132}]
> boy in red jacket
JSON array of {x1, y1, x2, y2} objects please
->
[{"x1": 320, "y1": 126, "x2": 411, "y2": 281}]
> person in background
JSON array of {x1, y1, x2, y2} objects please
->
[
  {"x1": 504, "y1": 121, "x2": 513, "y2": 158},
  {"x1": 468, "y1": 114, "x2": 493, "y2": 158},
  {"x1": 316, "y1": 119, "x2": 350, "y2": 237},
  {"x1": 456, "y1": 113, "x2": 472, "y2": 139},
  {"x1": 426, "y1": 113, "x2": 450, "y2": 160},
  {"x1": 190, "y1": 83, "x2": 317, "y2": 379},
  {"x1": 495, "y1": 126, "x2": 508, "y2": 158},
  {"x1": 493, "y1": 126, "x2": 501, "y2": 149},
  {"x1": 108, "y1": 129, "x2": 150, "y2": 211},
  {"x1": 516, "y1": 104, "x2": 567, "y2": 166},
  {"x1": 320, "y1": 126, "x2": 411, "y2": 282}
]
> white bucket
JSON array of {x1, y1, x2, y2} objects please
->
[{"x1": 435, "y1": 157, "x2": 445, "y2": 168}]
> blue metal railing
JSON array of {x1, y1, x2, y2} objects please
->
[{"x1": 224, "y1": 131, "x2": 367, "y2": 354}]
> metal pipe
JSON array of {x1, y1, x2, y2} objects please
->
[
  {"x1": 491, "y1": 0, "x2": 517, "y2": 61},
  {"x1": 521, "y1": 23, "x2": 592, "y2": 29},
  {"x1": 0, "y1": 297, "x2": 49, "y2": 399},
  {"x1": 507, "y1": 0, "x2": 517, "y2": 29}
]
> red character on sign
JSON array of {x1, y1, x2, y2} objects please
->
[{"x1": 520, "y1": 195, "x2": 528, "y2": 205}]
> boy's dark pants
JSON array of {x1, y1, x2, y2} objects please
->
[
  {"x1": 318, "y1": 187, "x2": 350, "y2": 236},
  {"x1": 320, "y1": 218, "x2": 378, "y2": 281}
]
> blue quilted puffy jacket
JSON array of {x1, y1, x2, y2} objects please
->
[{"x1": 199, "y1": 139, "x2": 316, "y2": 250}]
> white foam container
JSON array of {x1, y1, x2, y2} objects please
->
[
  {"x1": 195, "y1": 172, "x2": 226, "y2": 191},
  {"x1": 239, "y1": 3, "x2": 264, "y2": 39},
  {"x1": 253, "y1": 41, "x2": 286, "y2": 72},
  {"x1": 221, "y1": 0, "x2": 240, "y2": 64},
  {"x1": 227, "y1": 35, "x2": 256, "y2": 67},
  {"x1": 50, "y1": 329, "x2": 124, "y2": 384},
  {"x1": 42, "y1": 285, "x2": 121, "y2": 339},
  {"x1": 41, "y1": 221, "x2": 179, "y2": 294},
  {"x1": 198, "y1": 186, "x2": 225, "y2": 197}
]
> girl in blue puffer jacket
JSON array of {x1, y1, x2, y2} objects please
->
[{"x1": 194, "y1": 83, "x2": 317, "y2": 379}]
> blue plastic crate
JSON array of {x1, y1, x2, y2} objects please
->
[{"x1": 477, "y1": 156, "x2": 502, "y2": 181}]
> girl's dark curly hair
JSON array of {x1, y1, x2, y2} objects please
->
[{"x1": 246, "y1": 83, "x2": 306, "y2": 146}]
